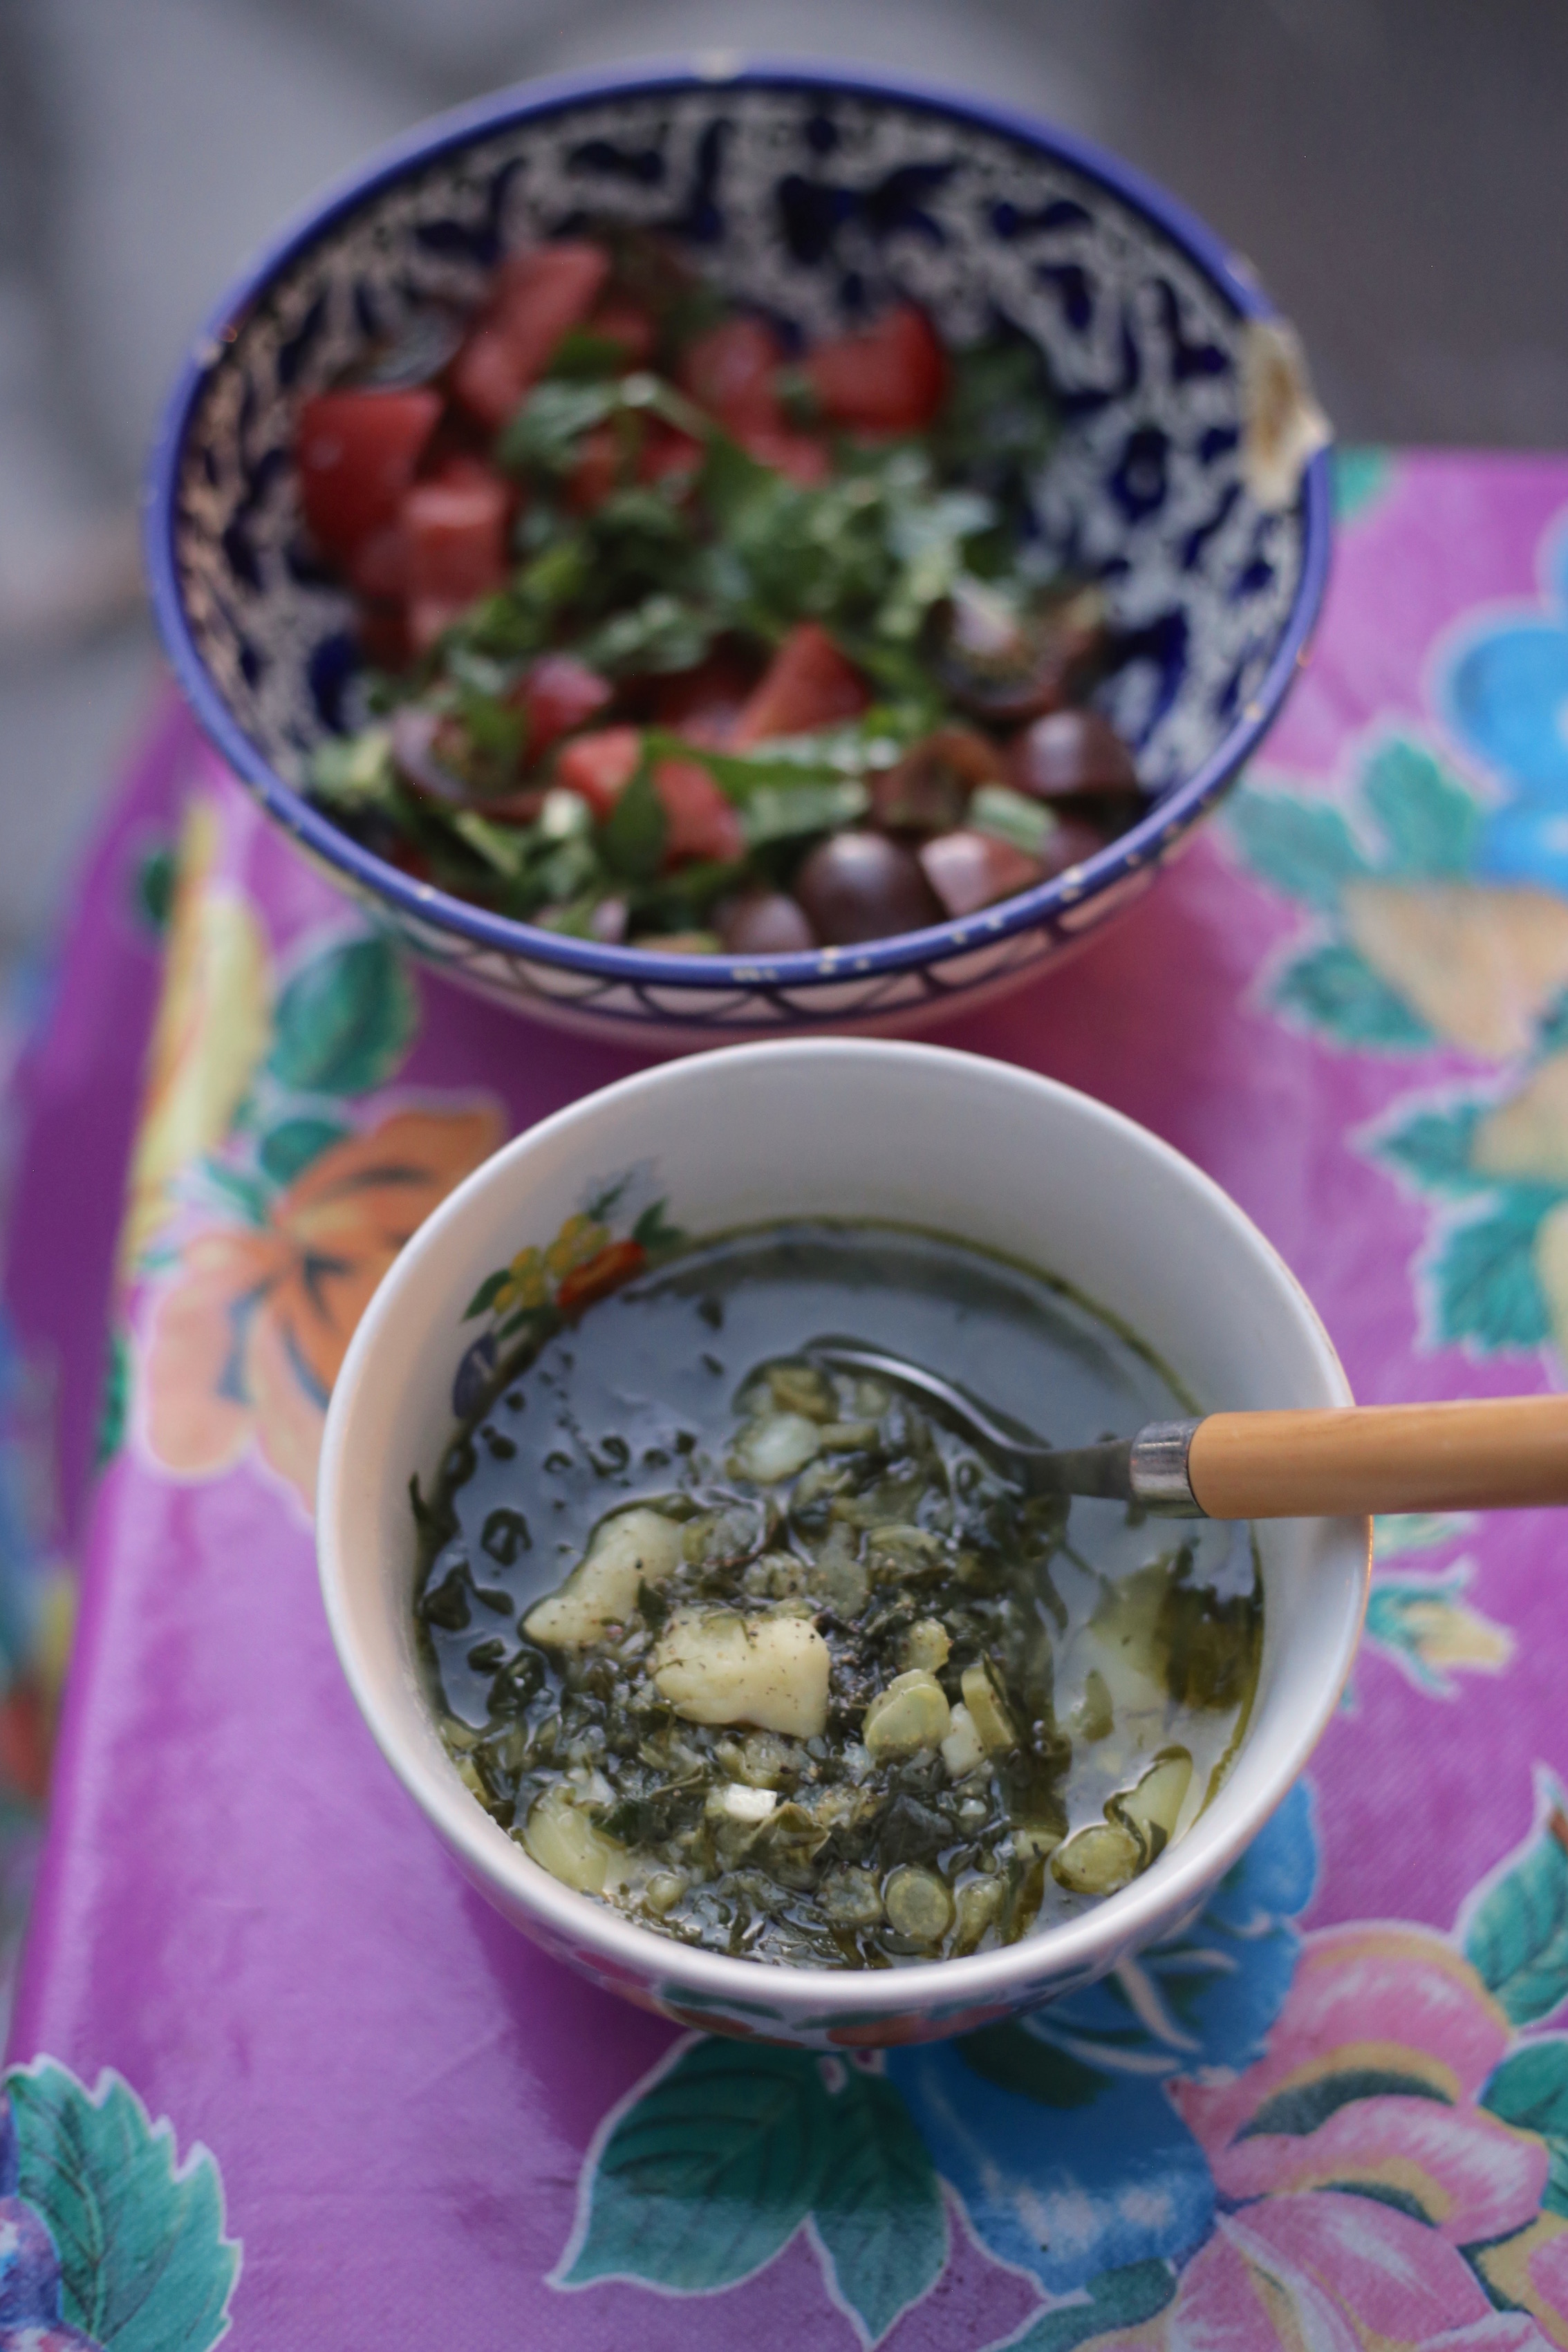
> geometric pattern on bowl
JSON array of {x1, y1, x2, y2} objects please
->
[{"x1": 148, "y1": 62, "x2": 1332, "y2": 1039}]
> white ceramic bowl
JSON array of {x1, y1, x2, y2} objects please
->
[{"x1": 318, "y1": 1041, "x2": 1368, "y2": 2046}]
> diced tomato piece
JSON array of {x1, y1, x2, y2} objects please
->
[
  {"x1": 519, "y1": 655, "x2": 613, "y2": 757},
  {"x1": 555, "y1": 726, "x2": 642, "y2": 821},
  {"x1": 588, "y1": 300, "x2": 657, "y2": 366},
  {"x1": 734, "y1": 623, "x2": 868, "y2": 745},
  {"x1": 803, "y1": 304, "x2": 948, "y2": 435},
  {"x1": 347, "y1": 521, "x2": 409, "y2": 601},
  {"x1": 296, "y1": 387, "x2": 440, "y2": 557},
  {"x1": 407, "y1": 598, "x2": 470, "y2": 655},
  {"x1": 566, "y1": 424, "x2": 620, "y2": 514},
  {"x1": 678, "y1": 317, "x2": 785, "y2": 437},
  {"x1": 637, "y1": 422, "x2": 704, "y2": 485},
  {"x1": 740, "y1": 428, "x2": 831, "y2": 486},
  {"x1": 355, "y1": 604, "x2": 413, "y2": 671},
  {"x1": 652, "y1": 758, "x2": 746, "y2": 865},
  {"x1": 451, "y1": 242, "x2": 611, "y2": 428},
  {"x1": 403, "y1": 473, "x2": 510, "y2": 606},
  {"x1": 653, "y1": 651, "x2": 759, "y2": 746}
]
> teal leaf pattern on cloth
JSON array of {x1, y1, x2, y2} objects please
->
[
  {"x1": 7, "y1": 2060, "x2": 239, "y2": 2351},
  {"x1": 1272, "y1": 940, "x2": 1435, "y2": 1050},
  {"x1": 1007, "y1": 2259, "x2": 1176, "y2": 2351},
  {"x1": 1482, "y1": 2038, "x2": 1568, "y2": 2216},
  {"x1": 1359, "y1": 738, "x2": 1482, "y2": 876},
  {"x1": 812, "y1": 2069, "x2": 946, "y2": 2344},
  {"x1": 1426, "y1": 1194, "x2": 1557, "y2": 1352},
  {"x1": 265, "y1": 934, "x2": 417, "y2": 1095},
  {"x1": 1224, "y1": 792, "x2": 1370, "y2": 911},
  {"x1": 255, "y1": 1116, "x2": 347, "y2": 1186},
  {"x1": 1464, "y1": 1770, "x2": 1568, "y2": 2025},
  {"x1": 560, "y1": 2039, "x2": 830, "y2": 2293},
  {"x1": 1372, "y1": 1101, "x2": 1491, "y2": 1199}
]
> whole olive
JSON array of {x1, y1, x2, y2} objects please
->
[
  {"x1": 718, "y1": 890, "x2": 818, "y2": 954},
  {"x1": 1011, "y1": 708, "x2": 1139, "y2": 799},
  {"x1": 793, "y1": 832, "x2": 943, "y2": 944},
  {"x1": 919, "y1": 828, "x2": 1043, "y2": 920},
  {"x1": 868, "y1": 726, "x2": 1006, "y2": 835},
  {"x1": 931, "y1": 579, "x2": 1108, "y2": 723}
]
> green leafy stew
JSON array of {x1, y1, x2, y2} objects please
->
[{"x1": 414, "y1": 1224, "x2": 1260, "y2": 1968}]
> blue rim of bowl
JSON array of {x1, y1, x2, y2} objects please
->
[{"x1": 144, "y1": 54, "x2": 1334, "y2": 1000}]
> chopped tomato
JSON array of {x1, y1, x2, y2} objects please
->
[
  {"x1": 588, "y1": 300, "x2": 657, "y2": 366},
  {"x1": 555, "y1": 726, "x2": 642, "y2": 820},
  {"x1": 355, "y1": 604, "x2": 413, "y2": 670},
  {"x1": 652, "y1": 758, "x2": 746, "y2": 864},
  {"x1": 566, "y1": 424, "x2": 621, "y2": 514},
  {"x1": 296, "y1": 387, "x2": 440, "y2": 557},
  {"x1": 734, "y1": 623, "x2": 868, "y2": 745},
  {"x1": 678, "y1": 317, "x2": 785, "y2": 437},
  {"x1": 740, "y1": 428, "x2": 831, "y2": 486},
  {"x1": 403, "y1": 473, "x2": 511, "y2": 606},
  {"x1": 519, "y1": 655, "x2": 613, "y2": 757},
  {"x1": 637, "y1": 422, "x2": 704, "y2": 485},
  {"x1": 653, "y1": 650, "x2": 759, "y2": 745},
  {"x1": 803, "y1": 304, "x2": 947, "y2": 435},
  {"x1": 451, "y1": 242, "x2": 611, "y2": 428},
  {"x1": 347, "y1": 521, "x2": 409, "y2": 602},
  {"x1": 407, "y1": 598, "x2": 470, "y2": 655}
]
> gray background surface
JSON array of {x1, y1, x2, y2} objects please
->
[{"x1": 1, "y1": 0, "x2": 1562, "y2": 974}]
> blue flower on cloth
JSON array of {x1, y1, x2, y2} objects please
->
[
  {"x1": 884, "y1": 1781, "x2": 1317, "y2": 2296},
  {"x1": 1442, "y1": 512, "x2": 1568, "y2": 890}
]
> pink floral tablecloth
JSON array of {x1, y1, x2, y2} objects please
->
[{"x1": 6, "y1": 451, "x2": 1568, "y2": 2349}]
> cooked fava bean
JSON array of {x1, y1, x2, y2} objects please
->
[
  {"x1": 654, "y1": 1608, "x2": 831, "y2": 1738},
  {"x1": 864, "y1": 1670, "x2": 952, "y2": 1762}
]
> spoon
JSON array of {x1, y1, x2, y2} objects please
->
[{"x1": 808, "y1": 1339, "x2": 1568, "y2": 1520}]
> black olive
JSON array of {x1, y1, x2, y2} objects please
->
[
  {"x1": 718, "y1": 890, "x2": 818, "y2": 954},
  {"x1": 1010, "y1": 708, "x2": 1140, "y2": 799},
  {"x1": 931, "y1": 579, "x2": 1108, "y2": 723},
  {"x1": 792, "y1": 832, "x2": 943, "y2": 944}
]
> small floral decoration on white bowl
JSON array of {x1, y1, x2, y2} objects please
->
[
  {"x1": 148, "y1": 61, "x2": 1331, "y2": 1045},
  {"x1": 317, "y1": 1040, "x2": 1369, "y2": 2047}
]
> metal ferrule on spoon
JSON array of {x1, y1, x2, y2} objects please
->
[{"x1": 810, "y1": 1343, "x2": 1568, "y2": 1520}]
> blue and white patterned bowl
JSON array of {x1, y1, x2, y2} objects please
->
[{"x1": 147, "y1": 59, "x2": 1332, "y2": 1043}]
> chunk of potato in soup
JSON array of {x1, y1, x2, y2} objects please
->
[{"x1": 413, "y1": 1222, "x2": 1261, "y2": 1968}]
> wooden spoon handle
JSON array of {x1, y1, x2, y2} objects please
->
[{"x1": 1186, "y1": 1395, "x2": 1568, "y2": 1519}]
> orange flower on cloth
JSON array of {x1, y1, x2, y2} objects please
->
[{"x1": 143, "y1": 1103, "x2": 503, "y2": 1509}]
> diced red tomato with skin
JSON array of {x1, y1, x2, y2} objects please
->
[
  {"x1": 802, "y1": 304, "x2": 947, "y2": 436},
  {"x1": 637, "y1": 422, "x2": 705, "y2": 485},
  {"x1": 403, "y1": 472, "x2": 511, "y2": 607},
  {"x1": 347, "y1": 521, "x2": 409, "y2": 602},
  {"x1": 588, "y1": 300, "x2": 657, "y2": 366},
  {"x1": 652, "y1": 758, "x2": 746, "y2": 864},
  {"x1": 451, "y1": 242, "x2": 611, "y2": 428},
  {"x1": 407, "y1": 598, "x2": 472, "y2": 655},
  {"x1": 653, "y1": 650, "x2": 759, "y2": 745},
  {"x1": 554, "y1": 726, "x2": 642, "y2": 821},
  {"x1": 356, "y1": 604, "x2": 413, "y2": 670},
  {"x1": 678, "y1": 317, "x2": 786, "y2": 437},
  {"x1": 739, "y1": 428, "x2": 831, "y2": 486},
  {"x1": 567, "y1": 424, "x2": 621, "y2": 514},
  {"x1": 518, "y1": 654, "x2": 613, "y2": 757},
  {"x1": 734, "y1": 622, "x2": 868, "y2": 745},
  {"x1": 296, "y1": 387, "x2": 440, "y2": 557}
]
